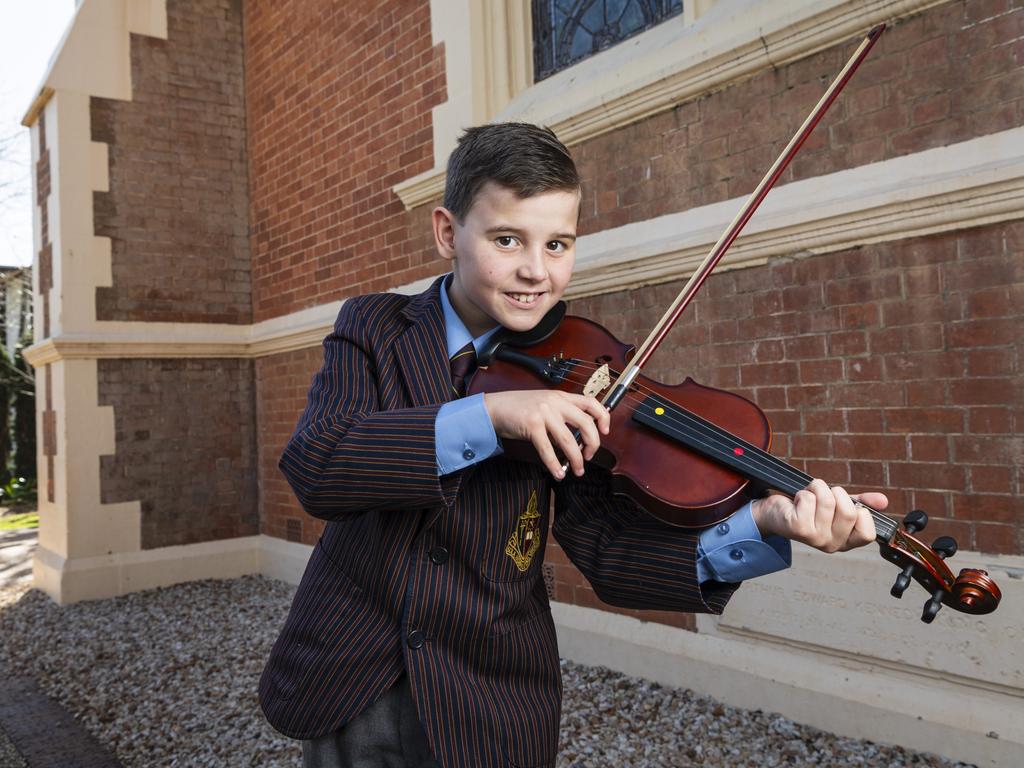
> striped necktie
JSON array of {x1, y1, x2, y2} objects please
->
[{"x1": 449, "y1": 341, "x2": 477, "y2": 398}]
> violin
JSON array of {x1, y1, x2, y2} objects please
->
[{"x1": 467, "y1": 24, "x2": 1002, "y2": 623}]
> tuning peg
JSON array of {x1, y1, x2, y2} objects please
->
[
  {"x1": 931, "y1": 536, "x2": 957, "y2": 559},
  {"x1": 922, "y1": 588, "x2": 945, "y2": 623},
  {"x1": 891, "y1": 564, "x2": 914, "y2": 598},
  {"x1": 902, "y1": 509, "x2": 928, "y2": 534}
]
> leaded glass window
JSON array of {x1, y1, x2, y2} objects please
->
[{"x1": 532, "y1": 0, "x2": 684, "y2": 82}]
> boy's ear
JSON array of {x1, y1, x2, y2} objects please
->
[{"x1": 432, "y1": 206, "x2": 458, "y2": 262}]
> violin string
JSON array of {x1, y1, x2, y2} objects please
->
[
  {"x1": 541, "y1": 359, "x2": 898, "y2": 537},
  {"x1": 559, "y1": 359, "x2": 850, "y2": 491},
  {"x1": 552, "y1": 365, "x2": 821, "y2": 493}
]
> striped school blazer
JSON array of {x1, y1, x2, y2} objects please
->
[{"x1": 259, "y1": 276, "x2": 739, "y2": 768}]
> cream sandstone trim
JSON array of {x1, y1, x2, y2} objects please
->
[
  {"x1": 394, "y1": 0, "x2": 949, "y2": 210},
  {"x1": 23, "y1": 0, "x2": 169, "y2": 605},
  {"x1": 33, "y1": 534, "x2": 262, "y2": 604},
  {"x1": 22, "y1": 127, "x2": 1024, "y2": 366}
]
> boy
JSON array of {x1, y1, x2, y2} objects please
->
[{"x1": 260, "y1": 123, "x2": 885, "y2": 768}]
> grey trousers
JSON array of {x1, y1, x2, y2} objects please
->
[{"x1": 302, "y1": 676, "x2": 440, "y2": 768}]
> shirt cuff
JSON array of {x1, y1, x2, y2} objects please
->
[
  {"x1": 696, "y1": 502, "x2": 792, "y2": 583},
  {"x1": 436, "y1": 393, "x2": 503, "y2": 476}
]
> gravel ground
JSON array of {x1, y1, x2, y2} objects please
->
[{"x1": 0, "y1": 576, "x2": 971, "y2": 768}]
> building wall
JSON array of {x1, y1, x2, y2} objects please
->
[{"x1": 90, "y1": 0, "x2": 251, "y2": 325}]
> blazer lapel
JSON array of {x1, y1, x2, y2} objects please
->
[{"x1": 395, "y1": 276, "x2": 454, "y2": 407}]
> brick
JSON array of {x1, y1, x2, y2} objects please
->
[
  {"x1": 849, "y1": 461, "x2": 885, "y2": 487},
  {"x1": 833, "y1": 434, "x2": 906, "y2": 461},
  {"x1": 969, "y1": 465, "x2": 1014, "y2": 494},
  {"x1": 845, "y1": 408, "x2": 884, "y2": 434},
  {"x1": 973, "y1": 522, "x2": 1018, "y2": 555},
  {"x1": 889, "y1": 462, "x2": 966, "y2": 491},
  {"x1": 789, "y1": 433, "x2": 831, "y2": 458},
  {"x1": 828, "y1": 331, "x2": 868, "y2": 357},
  {"x1": 883, "y1": 351, "x2": 961, "y2": 381},
  {"x1": 968, "y1": 407, "x2": 1016, "y2": 434},
  {"x1": 910, "y1": 490, "x2": 952, "y2": 519},
  {"x1": 844, "y1": 357, "x2": 883, "y2": 382},
  {"x1": 909, "y1": 435, "x2": 950, "y2": 463},
  {"x1": 952, "y1": 435, "x2": 1024, "y2": 465},
  {"x1": 798, "y1": 359, "x2": 843, "y2": 384},
  {"x1": 919, "y1": 516, "x2": 971, "y2": 545},
  {"x1": 784, "y1": 335, "x2": 826, "y2": 360}
]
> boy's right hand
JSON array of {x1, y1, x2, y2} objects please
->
[{"x1": 483, "y1": 390, "x2": 610, "y2": 480}]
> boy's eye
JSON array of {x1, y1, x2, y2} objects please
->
[
  {"x1": 495, "y1": 236, "x2": 518, "y2": 248},
  {"x1": 547, "y1": 240, "x2": 568, "y2": 253}
]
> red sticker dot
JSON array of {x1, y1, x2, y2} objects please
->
[{"x1": 733, "y1": 447, "x2": 744, "y2": 456}]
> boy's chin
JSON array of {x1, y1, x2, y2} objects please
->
[{"x1": 500, "y1": 310, "x2": 547, "y2": 332}]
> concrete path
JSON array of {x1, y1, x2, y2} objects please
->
[{"x1": 0, "y1": 528, "x2": 36, "y2": 589}]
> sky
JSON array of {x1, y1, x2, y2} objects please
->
[{"x1": 0, "y1": 1, "x2": 78, "y2": 268}]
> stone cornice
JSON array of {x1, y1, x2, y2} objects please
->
[
  {"x1": 393, "y1": 0, "x2": 949, "y2": 210},
  {"x1": 24, "y1": 128, "x2": 1024, "y2": 366}
]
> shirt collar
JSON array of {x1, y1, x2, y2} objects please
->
[{"x1": 440, "y1": 273, "x2": 501, "y2": 358}]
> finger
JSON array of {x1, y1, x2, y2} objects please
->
[
  {"x1": 829, "y1": 485, "x2": 857, "y2": 552},
  {"x1": 564, "y1": 404, "x2": 602, "y2": 461},
  {"x1": 851, "y1": 491, "x2": 888, "y2": 511},
  {"x1": 791, "y1": 489, "x2": 817, "y2": 541},
  {"x1": 845, "y1": 504, "x2": 876, "y2": 549},
  {"x1": 549, "y1": 417, "x2": 586, "y2": 477},
  {"x1": 529, "y1": 431, "x2": 565, "y2": 481},
  {"x1": 575, "y1": 395, "x2": 611, "y2": 435},
  {"x1": 807, "y1": 478, "x2": 835, "y2": 543}
]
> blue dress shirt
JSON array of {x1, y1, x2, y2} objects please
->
[{"x1": 434, "y1": 274, "x2": 790, "y2": 584}]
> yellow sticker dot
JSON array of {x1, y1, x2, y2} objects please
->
[{"x1": 655, "y1": 407, "x2": 665, "y2": 415}]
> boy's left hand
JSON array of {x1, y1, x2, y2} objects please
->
[{"x1": 750, "y1": 479, "x2": 886, "y2": 553}]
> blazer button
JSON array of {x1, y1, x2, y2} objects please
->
[
  {"x1": 429, "y1": 546, "x2": 449, "y2": 565},
  {"x1": 407, "y1": 630, "x2": 426, "y2": 649}
]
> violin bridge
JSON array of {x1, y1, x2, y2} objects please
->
[{"x1": 582, "y1": 363, "x2": 611, "y2": 398}]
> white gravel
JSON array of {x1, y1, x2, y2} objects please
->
[{"x1": 0, "y1": 576, "x2": 972, "y2": 767}]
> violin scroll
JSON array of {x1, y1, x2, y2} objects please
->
[{"x1": 879, "y1": 510, "x2": 1002, "y2": 622}]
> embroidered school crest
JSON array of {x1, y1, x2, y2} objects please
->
[{"x1": 505, "y1": 490, "x2": 542, "y2": 572}]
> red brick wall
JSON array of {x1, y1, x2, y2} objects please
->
[
  {"x1": 256, "y1": 347, "x2": 326, "y2": 546},
  {"x1": 91, "y1": 0, "x2": 251, "y2": 324},
  {"x1": 244, "y1": 0, "x2": 445, "y2": 323},
  {"x1": 574, "y1": 1, "x2": 1023, "y2": 234},
  {"x1": 98, "y1": 359, "x2": 258, "y2": 549}
]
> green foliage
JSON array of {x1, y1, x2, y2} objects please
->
[{"x1": 0, "y1": 475, "x2": 36, "y2": 505}]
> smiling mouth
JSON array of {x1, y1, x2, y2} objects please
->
[{"x1": 505, "y1": 292, "x2": 544, "y2": 307}]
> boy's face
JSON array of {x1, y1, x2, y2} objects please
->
[{"x1": 433, "y1": 181, "x2": 580, "y2": 337}]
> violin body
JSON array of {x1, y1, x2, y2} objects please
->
[{"x1": 468, "y1": 314, "x2": 771, "y2": 528}]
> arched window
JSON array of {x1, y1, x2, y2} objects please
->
[{"x1": 532, "y1": 0, "x2": 683, "y2": 82}]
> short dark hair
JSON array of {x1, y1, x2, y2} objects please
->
[{"x1": 443, "y1": 123, "x2": 580, "y2": 221}]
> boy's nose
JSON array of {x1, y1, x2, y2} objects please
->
[{"x1": 518, "y1": 248, "x2": 548, "y2": 281}]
